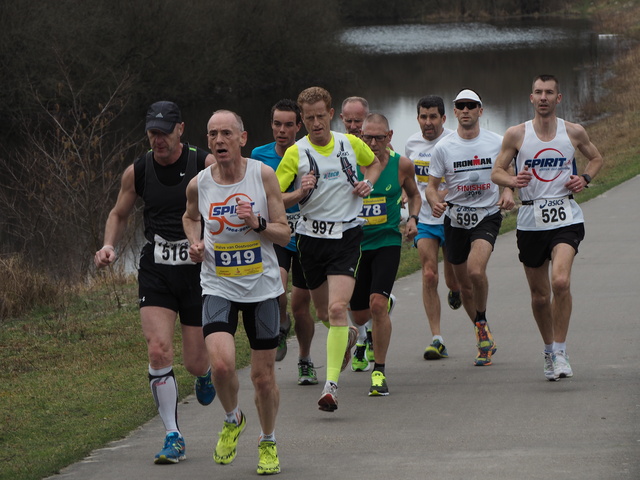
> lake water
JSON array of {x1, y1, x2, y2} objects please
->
[
  {"x1": 190, "y1": 17, "x2": 619, "y2": 155},
  {"x1": 328, "y1": 17, "x2": 619, "y2": 151}
]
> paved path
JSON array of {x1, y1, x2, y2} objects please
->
[{"x1": 51, "y1": 177, "x2": 640, "y2": 480}]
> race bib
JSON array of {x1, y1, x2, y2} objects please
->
[
  {"x1": 359, "y1": 197, "x2": 387, "y2": 225},
  {"x1": 414, "y1": 160, "x2": 430, "y2": 183},
  {"x1": 448, "y1": 204, "x2": 490, "y2": 230},
  {"x1": 214, "y1": 240, "x2": 263, "y2": 277},
  {"x1": 286, "y1": 212, "x2": 301, "y2": 237},
  {"x1": 533, "y1": 196, "x2": 574, "y2": 228},
  {"x1": 303, "y1": 217, "x2": 344, "y2": 239},
  {"x1": 153, "y1": 235, "x2": 195, "y2": 265}
]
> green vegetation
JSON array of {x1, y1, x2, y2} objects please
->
[{"x1": 1, "y1": 1, "x2": 639, "y2": 479}]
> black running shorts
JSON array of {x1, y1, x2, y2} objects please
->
[
  {"x1": 444, "y1": 212, "x2": 503, "y2": 265},
  {"x1": 296, "y1": 226, "x2": 363, "y2": 290},
  {"x1": 516, "y1": 223, "x2": 585, "y2": 268},
  {"x1": 137, "y1": 243, "x2": 202, "y2": 326}
]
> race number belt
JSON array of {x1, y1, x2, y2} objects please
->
[
  {"x1": 214, "y1": 240, "x2": 263, "y2": 277},
  {"x1": 302, "y1": 216, "x2": 349, "y2": 239},
  {"x1": 286, "y1": 212, "x2": 301, "y2": 237},
  {"x1": 153, "y1": 235, "x2": 195, "y2": 265},
  {"x1": 447, "y1": 204, "x2": 490, "y2": 230},
  {"x1": 530, "y1": 196, "x2": 574, "y2": 228},
  {"x1": 359, "y1": 196, "x2": 387, "y2": 225}
]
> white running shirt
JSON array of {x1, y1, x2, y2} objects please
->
[
  {"x1": 405, "y1": 128, "x2": 452, "y2": 225},
  {"x1": 197, "y1": 160, "x2": 284, "y2": 302}
]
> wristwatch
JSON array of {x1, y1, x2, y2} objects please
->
[
  {"x1": 581, "y1": 173, "x2": 592, "y2": 185},
  {"x1": 364, "y1": 179, "x2": 374, "y2": 190},
  {"x1": 409, "y1": 215, "x2": 419, "y2": 223},
  {"x1": 253, "y1": 215, "x2": 267, "y2": 233}
]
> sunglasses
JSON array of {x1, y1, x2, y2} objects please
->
[
  {"x1": 362, "y1": 134, "x2": 388, "y2": 143},
  {"x1": 454, "y1": 101, "x2": 480, "y2": 110}
]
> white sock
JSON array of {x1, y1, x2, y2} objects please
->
[
  {"x1": 260, "y1": 431, "x2": 276, "y2": 443},
  {"x1": 433, "y1": 335, "x2": 443, "y2": 343},
  {"x1": 544, "y1": 343, "x2": 554, "y2": 353},
  {"x1": 149, "y1": 365, "x2": 179, "y2": 434},
  {"x1": 553, "y1": 342, "x2": 567, "y2": 353},
  {"x1": 225, "y1": 406, "x2": 241, "y2": 425}
]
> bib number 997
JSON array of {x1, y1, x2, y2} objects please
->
[{"x1": 312, "y1": 220, "x2": 335, "y2": 235}]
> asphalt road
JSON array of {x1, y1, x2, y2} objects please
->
[{"x1": 49, "y1": 176, "x2": 640, "y2": 480}]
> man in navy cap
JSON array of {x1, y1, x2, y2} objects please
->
[{"x1": 95, "y1": 101, "x2": 215, "y2": 464}]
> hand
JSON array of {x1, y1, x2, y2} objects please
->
[
  {"x1": 235, "y1": 197, "x2": 259, "y2": 229},
  {"x1": 564, "y1": 174, "x2": 586, "y2": 193},
  {"x1": 497, "y1": 188, "x2": 515, "y2": 211},
  {"x1": 352, "y1": 179, "x2": 372, "y2": 197},
  {"x1": 188, "y1": 241, "x2": 205, "y2": 263},
  {"x1": 94, "y1": 245, "x2": 116, "y2": 268},
  {"x1": 432, "y1": 201, "x2": 447, "y2": 218},
  {"x1": 300, "y1": 170, "x2": 316, "y2": 194},
  {"x1": 514, "y1": 165, "x2": 533, "y2": 189},
  {"x1": 404, "y1": 220, "x2": 418, "y2": 241}
]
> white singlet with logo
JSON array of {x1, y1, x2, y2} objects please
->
[
  {"x1": 429, "y1": 129, "x2": 502, "y2": 226},
  {"x1": 515, "y1": 119, "x2": 584, "y2": 231},
  {"x1": 405, "y1": 128, "x2": 452, "y2": 225},
  {"x1": 197, "y1": 159, "x2": 284, "y2": 302},
  {"x1": 294, "y1": 132, "x2": 365, "y2": 236}
]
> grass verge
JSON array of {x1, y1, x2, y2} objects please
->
[{"x1": 1, "y1": 3, "x2": 639, "y2": 480}]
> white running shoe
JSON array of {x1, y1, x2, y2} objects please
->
[
  {"x1": 543, "y1": 352, "x2": 559, "y2": 381},
  {"x1": 554, "y1": 350, "x2": 573, "y2": 378}
]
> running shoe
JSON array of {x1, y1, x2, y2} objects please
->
[
  {"x1": 194, "y1": 369, "x2": 216, "y2": 406},
  {"x1": 555, "y1": 350, "x2": 573, "y2": 378},
  {"x1": 543, "y1": 352, "x2": 559, "y2": 381},
  {"x1": 388, "y1": 293, "x2": 397, "y2": 315},
  {"x1": 275, "y1": 314, "x2": 291, "y2": 362},
  {"x1": 257, "y1": 441, "x2": 280, "y2": 475},
  {"x1": 448, "y1": 290, "x2": 462, "y2": 310},
  {"x1": 365, "y1": 329, "x2": 375, "y2": 362},
  {"x1": 369, "y1": 370, "x2": 389, "y2": 396},
  {"x1": 213, "y1": 412, "x2": 247, "y2": 464},
  {"x1": 474, "y1": 321, "x2": 495, "y2": 353},
  {"x1": 297, "y1": 360, "x2": 318, "y2": 385},
  {"x1": 318, "y1": 382, "x2": 338, "y2": 412},
  {"x1": 154, "y1": 432, "x2": 186, "y2": 464},
  {"x1": 351, "y1": 343, "x2": 370, "y2": 372},
  {"x1": 474, "y1": 349, "x2": 493, "y2": 366},
  {"x1": 423, "y1": 339, "x2": 449, "y2": 360},
  {"x1": 341, "y1": 326, "x2": 359, "y2": 372}
]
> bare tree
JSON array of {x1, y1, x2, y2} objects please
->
[{"x1": 0, "y1": 58, "x2": 144, "y2": 280}]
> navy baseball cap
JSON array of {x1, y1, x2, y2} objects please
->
[{"x1": 145, "y1": 101, "x2": 182, "y2": 133}]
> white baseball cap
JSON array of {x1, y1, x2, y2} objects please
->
[{"x1": 453, "y1": 89, "x2": 482, "y2": 107}]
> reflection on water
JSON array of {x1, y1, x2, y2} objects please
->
[
  {"x1": 340, "y1": 22, "x2": 572, "y2": 54},
  {"x1": 329, "y1": 17, "x2": 620, "y2": 151},
  {"x1": 179, "y1": 18, "x2": 622, "y2": 159}
]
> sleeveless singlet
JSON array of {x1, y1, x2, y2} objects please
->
[
  {"x1": 405, "y1": 128, "x2": 452, "y2": 225},
  {"x1": 515, "y1": 119, "x2": 584, "y2": 231},
  {"x1": 357, "y1": 150, "x2": 403, "y2": 250},
  {"x1": 197, "y1": 160, "x2": 283, "y2": 302}
]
